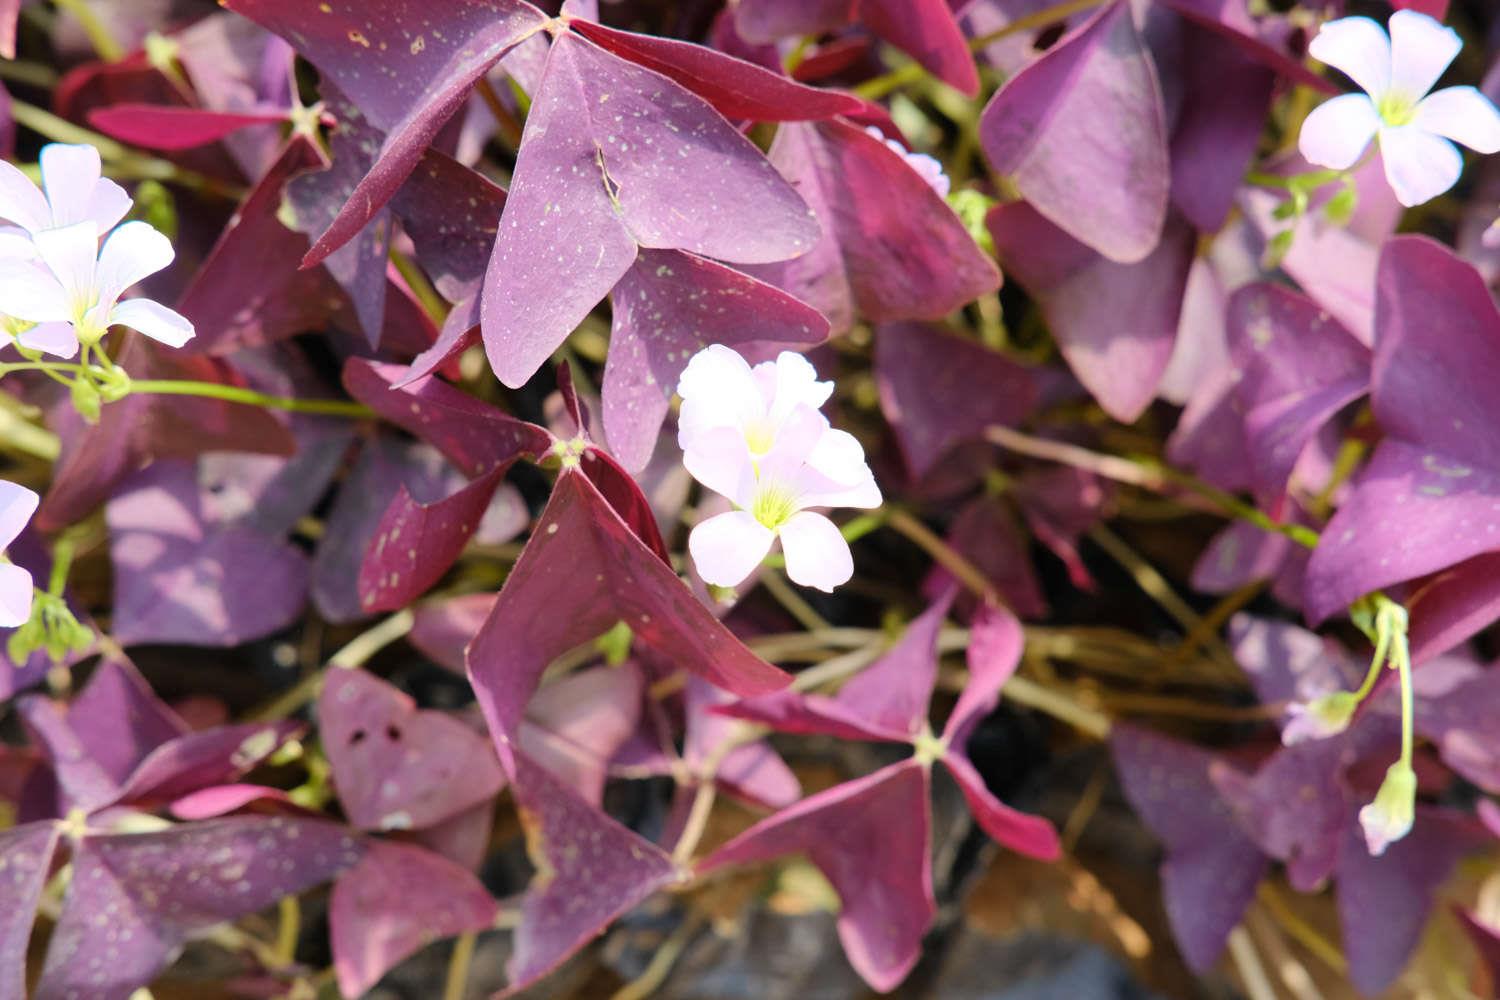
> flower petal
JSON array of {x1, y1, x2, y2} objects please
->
[
  {"x1": 94, "y1": 220, "x2": 174, "y2": 309},
  {"x1": 0, "y1": 480, "x2": 38, "y2": 550},
  {"x1": 109, "y1": 297, "x2": 195, "y2": 347},
  {"x1": 779, "y1": 510, "x2": 853, "y2": 592},
  {"x1": 1414, "y1": 86, "x2": 1500, "y2": 154},
  {"x1": 0, "y1": 161, "x2": 50, "y2": 233},
  {"x1": 1378, "y1": 125, "x2": 1463, "y2": 206},
  {"x1": 0, "y1": 257, "x2": 71, "y2": 323},
  {"x1": 677, "y1": 343, "x2": 764, "y2": 446},
  {"x1": 85, "y1": 179, "x2": 132, "y2": 234},
  {"x1": 0, "y1": 561, "x2": 33, "y2": 627},
  {"x1": 798, "y1": 474, "x2": 883, "y2": 512},
  {"x1": 1387, "y1": 9, "x2": 1460, "y2": 101},
  {"x1": 39, "y1": 144, "x2": 106, "y2": 227},
  {"x1": 1308, "y1": 16, "x2": 1392, "y2": 97},
  {"x1": 683, "y1": 425, "x2": 755, "y2": 503},
  {"x1": 689, "y1": 509, "x2": 775, "y2": 588},
  {"x1": 15, "y1": 320, "x2": 80, "y2": 358},
  {"x1": 0, "y1": 225, "x2": 38, "y2": 262},
  {"x1": 764, "y1": 350, "x2": 832, "y2": 427},
  {"x1": 32, "y1": 221, "x2": 100, "y2": 313},
  {"x1": 1298, "y1": 93, "x2": 1381, "y2": 169},
  {"x1": 806, "y1": 427, "x2": 875, "y2": 488}
]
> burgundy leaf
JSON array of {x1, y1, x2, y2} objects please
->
[
  {"x1": 87, "y1": 104, "x2": 290, "y2": 150},
  {"x1": 108, "y1": 462, "x2": 309, "y2": 647},
  {"x1": 467, "y1": 470, "x2": 789, "y2": 767},
  {"x1": 64, "y1": 658, "x2": 188, "y2": 787},
  {"x1": 358, "y1": 466, "x2": 507, "y2": 612},
  {"x1": 408, "y1": 593, "x2": 496, "y2": 674},
  {"x1": 38, "y1": 818, "x2": 363, "y2": 1000},
  {"x1": 169, "y1": 784, "x2": 308, "y2": 821},
  {"x1": 388, "y1": 148, "x2": 507, "y2": 302},
  {"x1": 941, "y1": 752, "x2": 1060, "y2": 859},
  {"x1": 734, "y1": 0, "x2": 853, "y2": 43},
  {"x1": 481, "y1": 32, "x2": 817, "y2": 388},
  {"x1": 222, "y1": 0, "x2": 549, "y2": 267},
  {"x1": 566, "y1": 19, "x2": 864, "y2": 120},
  {"x1": 944, "y1": 601, "x2": 1021, "y2": 747},
  {"x1": 17, "y1": 695, "x2": 128, "y2": 816},
  {"x1": 1408, "y1": 553, "x2": 1500, "y2": 664},
  {"x1": 504, "y1": 750, "x2": 678, "y2": 996},
  {"x1": 330, "y1": 839, "x2": 497, "y2": 998},
  {"x1": 604, "y1": 248, "x2": 828, "y2": 471},
  {"x1": 875, "y1": 321, "x2": 1036, "y2": 479},
  {"x1": 115, "y1": 722, "x2": 302, "y2": 807},
  {"x1": 576, "y1": 444, "x2": 673, "y2": 564},
  {"x1": 319, "y1": 668, "x2": 505, "y2": 832},
  {"x1": 923, "y1": 494, "x2": 1048, "y2": 619},
  {"x1": 1156, "y1": 0, "x2": 1335, "y2": 90},
  {"x1": 520, "y1": 664, "x2": 644, "y2": 805},
  {"x1": 682, "y1": 678, "x2": 800, "y2": 810},
  {"x1": 1306, "y1": 238, "x2": 1500, "y2": 624},
  {"x1": 0, "y1": 821, "x2": 60, "y2": 1000},
  {"x1": 837, "y1": 592, "x2": 953, "y2": 739},
  {"x1": 1227, "y1": 282, "x2": 1370, "y2": 515},
  {"x1": 990, "y1": 203, "x2": 1193, "y2": 422},
  {"x1": 697, "y1": 760, "x2": 935, "y2": 992},
  {"x1": 1110, "y1": 725, "x2": 1267, "y2": 971},
  {"x1": 979, "y1": 0, "x2": 1168, "y2": 264},
  {"x1": 749, "y1": 119, "x2": 999, "y2": 335}
]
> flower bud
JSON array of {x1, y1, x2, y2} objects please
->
[{"x1": 1359, "y1": 761, "x2": 1417, "y2": 856}]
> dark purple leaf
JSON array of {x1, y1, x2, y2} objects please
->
[
  {"x1": 108, "y1": 462, "x2": 309, "y2": 647},
  {"x1": 64, "y1": 657, "x2": 188, "y2": 787},
  {"x1": 467, "y1": 470, "x2": 789, "y2": 768},
  {"x1": 38, "y1": 817, "x2": 363, "y2": 1000},
  {"x1": 860, "y1": 0, "x2": 979, "y2": 95},
  {"x1": 1156, "y1": 0, "x2": 1334, "y2": 90},
  {"x1": 697, "y1": 759, "x2": 935, "y2": 992},
  {"x1": 1409, "y1": 665, "x2": 1500, "y2": 793},
  {"x1": 682, "y1": 677, "x2": 800, "y2": 810},
  {"x1": 875, "y1": 321, "x2": 1037, "y2": 479},
  {"x1": 0, "y1": 821, "x2": 59, "y2": 1000},
  {"x1": 989, "y1": 203, "x2": 1193, "y2": 422},
  {"x1": 481, "y1": 32, "x2": 817, "y2": 388},
  {"x1": 1110, "y1": 725, "x2": 1267, "y2": 971},
  {"x1": 979, "y1": 0, "x2": 1168, "y2": 264},
  {"x1": 1227, "y1": 614, "x2": 1362, "y2": 723},
  {"x1": 603, "y1": 248, "x2": 828, "y2": 472},
  {"x1": 504, "y1": 750, "x2": 678, "y2": 996},
  {"x1": 567, "y1": 19, "x2": 865, "y2": 120},
  {"x1": 1227, "y1": 282, "x2": 1370, "y2": 515},
  {"x1": 1408, "y1": 553, "x2": 1500, "y2": 664},
  {"x1": 1306, "y1": 237, "x2": 1500, "y2": 624},
  {"x1": 17, "y1": 695, "x2": 125, "y2": 816},
  {"x1": 88, "y1": 104, "x2": 290, "y2": 150},
  {"x1": 330, "y1": 839, "x2": 497, "y2": 999},
  {"x1": 115, "y1": 722, "x2": 303, "y2": 806},
  {"x1": 319, "y1": 668, "x2": 505, "y2": 831},
  {"x1": 222, "y1": 0, "x2": 549, "y2": 267},
  {"x1": 733, "y1": 0, "x2": 852, "y2": 43},
  {"x1": 749, "y1": 119, "x2": 1000, "y2": 335},
  {"x1": 389, "y1": 148, "x2": 507, "y2": 303},
  {"x1": 836, "y1": 592, "x2": 953, "y2": 740},
  {"x1": 408, "y1": 593, "x2": 496, "y2": 674},
  {"x1": 519, "y1": 664, "x2": 644, "y2": 805},
  {"x1": 923, "y1": 494, "x2": 1048, "y2": 619}
]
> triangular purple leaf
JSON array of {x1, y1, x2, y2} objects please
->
[
  {"x1": 519, "y1": 664, "x2": 644, "y2": 806},
  {"x1": 115, "y1": 722, "x2": 303, "y2": 807},
  {"x1": 0, "y1": 821, "x2": 59, "y2": 1000},
  {"x1": 64, "y1": 657, "x2": 188, "y2": 788}
]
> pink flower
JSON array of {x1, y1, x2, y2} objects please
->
[
  {"x1": 1299, "y1": 11, "x2": 1500, "y2": 207},
  {"x1": 0, "y1": 143, "x2": 131, "y2": 236},
  {"x1": 677, "y1": 347, "x2": 880, "y2": 593},
  {"x1": 0, "y1": 480, "x2": 38, "y2": 628},
  {"x1": 0, "y1": 219, "x2": 194, "y2": 358}
]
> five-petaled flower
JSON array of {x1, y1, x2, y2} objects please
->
[
  {"x1": 0, "y1": 480, "x2": 38, "y2": 628},
  {"x1": 0, "y1": 143, "x2": 193, "y2": 358},
  {"x1": 1299, "y1": 10, "x2": 1500, "y2": 207},
  {"x1": 677, "y1": 346, "x2": 880, "y2": 593}
]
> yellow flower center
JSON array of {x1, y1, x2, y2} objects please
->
[
  {"x1": 750, "y1": 483, "x2": 797, "y2": 531},
  {"x1": 743, "y1": 419, "x2": 776, "y2": 456},
  {"x1": 1377, "y1": 91, "x2": 1418, "y2": 128}
]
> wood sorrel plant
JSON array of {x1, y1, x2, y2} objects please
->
[{"x1": 0, "y1": 1, "x2": 1499, "y2": 998}]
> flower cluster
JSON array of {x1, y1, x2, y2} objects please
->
[
  {"x1": 0, "y1": 143, "x2": 193, "y2": 358},
  {"x1": 677, "y1": 346, "x2": 879, "y2": 593}
]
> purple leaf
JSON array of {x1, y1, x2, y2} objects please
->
[
  {"x1": 682, "y1": 678, "x2": 800, "y2": 810},
  {"x1": 115, "y1": 722, "x2": 303, "y2": 807},
  {"x1": 0, "y1": 821, "x2": 59, "y2": 1000},
  {"x1": 979, "y1": 0, "x2": 1168, "y2": 264},
  {"x1": 1110, "y1": 725, "x2": 1267, "y2": 971},
  {"x1": 319, "y1": 668, "x2": 505, "y2": 832},
  {"x1": 566, "y1": 19, "x2": 865, "y2": 120},
  {"x1": 923, "y1": 494, "x2": 1048, "y2": 619},
  {"x1": 1410, "y1": 665, "x2": 1500, "y2": 793},
  {"x1": 330, "y1": 839, "x2": 497, "y2": 999},
  {"x1": 222, "y1": 0, "x2": 549, "y2": 267},
  {"x1": 519, "y1": 664, "x2": 644, "y2": 805},
  {"x1": 88, "y1": 104, "x2": 291, "y2": 150},
  {"x1": 1227, "y1": 614, "x2": 1362, "y2": 721},
  {"x1": 108, "y1": 462, "x2": 309, "y2": 647},
  {"x1": 1408, "y1": 553, "x2": 1500, "y2": 664},
  {"x1": 38, "y1": 817, "x2": 363, "y2": 1000},
  {"x1": 749, "y1": 119, "x2": 1000, "y2": 335},
  {"x1": 836, "y1": 592, "x2": 953, "y2": 740},
  {"x1": 64, "y1": 657, "x2": 188, "y2": 787},
  {"x1": 733, "y1": 0, "x2": 853, "y2": 43},
  {"x1": 1306, "y1": 237, "x2": 1500, "y2": 623},
  {"x1": 1336, "y1": 810, "x2": 1486, "y2": 994},
  {"x1": 504, "y1": 750, "x2": 678, "y2": 996},
  {"x1": 941, "y1": 752, "x2": 1060, "y2": 859},
  {"x1": 603, "y1": 248, "x2": 828, "y2": 472},
  {"x1": 468, "y1": 470, "x2": 789, "y2": 767},
  {"x1": 1226, "y1": 282, "x2": 1370, "y2": 514},
  {"x1": 481, "y1": 32, "x2": 817, "y2": 388},
  {"x1": 875, "y1": 321, "x2": 1037, "y2": 479},
  {"x1": 861, "y1": 0, "x2": 979, "y2": 95},
  {"x1": 408, "y1": 593, "x2": 496, "y2": 674},
  {"x1": 358, "y1": 466, "x2": 507, "y2": 613},
  {"x1": 1156, "y1": 0, "x2": 1334, "y2": 90},
  {"x1": 989, "y1": 203, "x2": 1193, "y2": 422},
  {"x1": 697, "y1": 760, "x2": 935, "y2": 992},
  {"x1": 944, "y1": 600, "x2": 1022, "y2": 747},
  {"x1": 17, "y1": 694, "x2": 127, "y2": 816},
  {"x1": 388, "y1": 149, "x2": 507, "y2": 303},
  {"x1": 168, "y1": 784, "x2": 304, "y2": 821}
]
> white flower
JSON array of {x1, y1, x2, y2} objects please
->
[
  {"x1": 677, "y1": 347, "x2": 880, "y2": 593},
  {"x1": 0, "y1": 219, "x2": 194, "y2": 358},
  {"x1": 0, "y1": 480, "x2": 38, "y2": 628},
  {"x1": 1358, "y1": 760, "x2": 1416, "y2": 855},
  {"x1": 1299, "y1": 11, "x2": 1500, "y2": 207},
  {"x1": 0, "y1": 143, "x2": 132, "y2": 236},
  {"x1": 864, "y1": 125, "x2": 951, "y2": 198}
]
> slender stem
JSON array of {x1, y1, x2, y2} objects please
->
[
  {"x1": 886, "y1": 507, "x2": 1006, "y2": 608},
  {"x1": 52, "y1": 0, "x2": 125, "y2": 61},
  {"x1": 1255, "y1": 883, "x2": 1347, "y2": 974},
  {"x1": 670, "y1": 779, "x2": 719, "y2": 867},
  {"x1": 48, "y1": 532, "x2": 78, "y2": 597},
  {"x1": 0, "y1": 405, "x2": 60, "y2": 461},
  {"x1": 246, "y1": 610, "x2": 414, "y2": 721},
  {"x1": 995, "y1": 675, "x2": 1110, "y2": 738},
  {"x1": 442, "y1": 931, "x2": 478, "y2": 1000},
  {"x1": 761, "y1": 568, "x2": 831, "y2": 633},
  {"x1": 274, "y1": 896, "x2": 301, "y2": 966},
  {"x1": 1395, "y1": 634, "x2": 1413, "y2": 766},
  {"x1": 126, "y1": 379, "x2": 376, "y2": 418},
  {"x1": 475, "y1": 77, "x2": 524, "y2": 148},
  {"x1": 0, "y1": 61, "x2": 59, "y2": 88},
  {"x1": 609, "y1": 911, "x2": 706, "y2": 1000}
]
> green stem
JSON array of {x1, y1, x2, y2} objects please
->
[
  {"x1": 442, "y1": 931, "x2": 478, "y2": 1000},
  {"x1": 48, "y1": 533, "x2": 77, "y2": 598},
  {"x1": 0, "y1": 406, "x2": 61, "y2": 461},
  {"x1": 1394, "y1": 632, "x2": 1413, "y2": 766},
  {"x1": 125, "y1": 380, "x2": 376, "y2": 418},
  {"x1": 52, "y1": 0, "x2": 125, "y2": 62}
]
